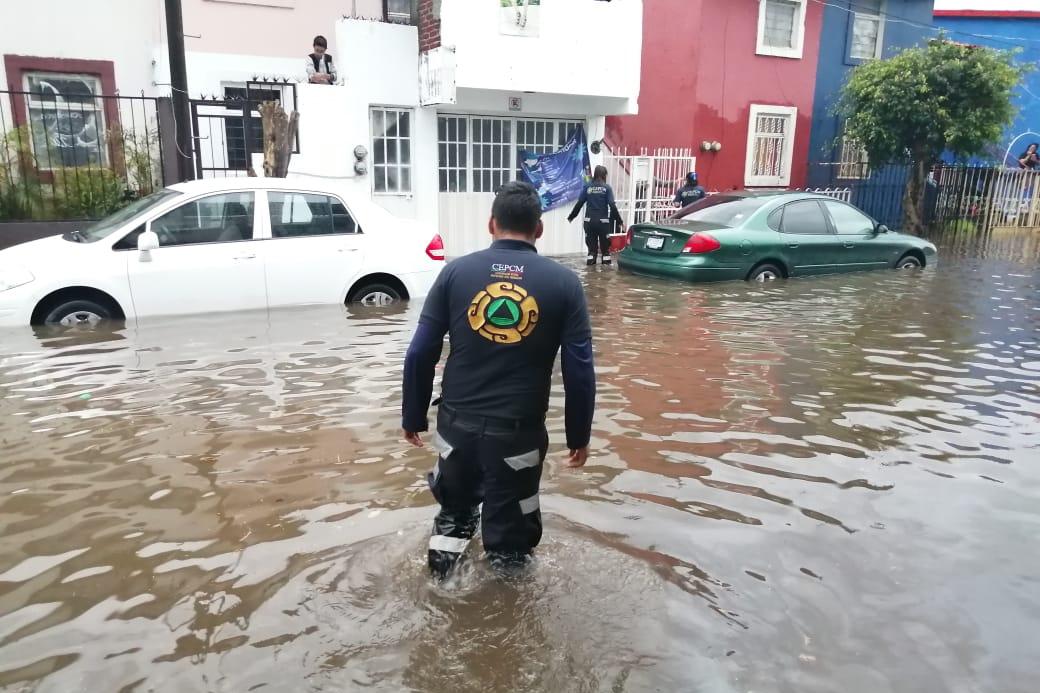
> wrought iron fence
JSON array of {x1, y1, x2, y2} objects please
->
[
  {"x1": 930, "y1": 164, "x2": 1040, "y2": 232},
  {"x1": 602, "y1": 147, "x2": 698, "y2": 228},
  {"x1": 810, "y1": 162, "x2": 909, "y2": 229},
  {"x1": 189, "y1": 80, "x2": 298, "y2": 179},
  {"x1": 1, "y1": 89, "x2": 168, "y2": 222}
]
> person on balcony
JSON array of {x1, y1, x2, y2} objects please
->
[
  {"x1": 674, "y1": 172, "x2": 705, "y2": 208},
  {"x1": 1018, "y1": 143, "x2": 1039, "y2": 170},
  {"x1": 568, "y1": 165, "x2": 624, "y2": 266},
  {"x1": 306, "y1": 35, "x2": 337, "y2": 85}
]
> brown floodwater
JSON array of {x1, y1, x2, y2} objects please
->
[{"x1": 1, "y1": 230, "x2": 1038, "y2": 693}]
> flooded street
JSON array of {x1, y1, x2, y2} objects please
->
[{"x1": 1, "y1": 231, "x2": 1038, "y2": 693}]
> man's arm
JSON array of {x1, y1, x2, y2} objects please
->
[
  {"x1": 567, "y1": 186, "x2": 588, "y2": 223},
  {"x1": 606, "y1": 186, "x2": 624, "y2": 230},
  {"x1": 401, "y1": 268, "x2": 451, "y2": 445},
  {"x1": 560, "y1": 279, "x2": 595, "y2": 466},
  {"x1": 401, "y1": 320, "x2": 447, "y2": 442},
  {"x1": 562, "y1": 338, "x2": 595, "y2": 458}
]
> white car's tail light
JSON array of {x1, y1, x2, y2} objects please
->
[{"x1": 426, "y1": 234, "x2": 446, "y2": 261}]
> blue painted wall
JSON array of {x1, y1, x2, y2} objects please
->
[
  {"x1": 933, "y1": 15, "x2": 1040, "y2": 164},
  {"x1": 807, "y1": 0, "x2": 935, "y2": 187}
]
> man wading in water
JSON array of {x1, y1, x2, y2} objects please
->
[{"x1": 401, "y1": 181, "x2": 596, "y2": 578}]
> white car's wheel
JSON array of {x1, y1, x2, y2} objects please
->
[
  {"x1": 43, "y1": 299, "x2": 112, "y2": 327},
  {"x1": 349, "y1": 284, "x2": 402, "y2": 306}
]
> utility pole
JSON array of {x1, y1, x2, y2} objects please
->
[{"x1": 165, "y1": 0, "x2": 195, "y2": 181}]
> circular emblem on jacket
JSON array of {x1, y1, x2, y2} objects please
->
[{"x1": 467, "y1": 282, "x2": 540, "y2": 344}]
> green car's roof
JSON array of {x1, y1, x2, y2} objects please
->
[{"x1": 715, "y1": 190, "x2": 826, "y2": 200}]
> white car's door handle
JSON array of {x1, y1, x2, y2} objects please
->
[
  {"x1": 337, "y1": 248, "x2": 358, "y2": 253},
  {"x1": 233, "y1": 253, "x2": 257, "y2": 260}
]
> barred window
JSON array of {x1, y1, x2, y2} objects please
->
[
  {"x1": 438, "y1": 116, "x2": 468, "y2": 193},
  {"x1": 745, "y1": 105, "x2": 797, "y2": 187},
  {"x1": 436, "y1": 116, "x2": 586, "y2": 193},
  {"x1": 471, "y1": 117, "x2": 513, "y2": 193},
  {"x1": 837, "y1": 124, "x2": 870, "y2": 180},
  {"x1": 371, "y1": 107, "x2": 412, "y2": 194}
]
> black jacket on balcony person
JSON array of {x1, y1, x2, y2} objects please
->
[{"x1": 307, "y1": 35, "x2": 337, "y2": 85}]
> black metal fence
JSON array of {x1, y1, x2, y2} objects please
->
[
  {"x1": 189, "y1": 80, "x2": 298, "y2": 179},
  {"x1": 810, "y1": 161, "x2": 1040, "y2": 233},
  {"x1": 809, "y1": 163, "x2": 909, "y2": 229},
  {"x1": 1, "y1": 89, "x2": 170, "y2": 222}
]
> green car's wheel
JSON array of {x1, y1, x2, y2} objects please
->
[
  {"x1": 897, "y1": 254, "x2": 923, "y2": 269},
  {"x1": 747, "y1": 263, "x2": 784, "y2": 283}
]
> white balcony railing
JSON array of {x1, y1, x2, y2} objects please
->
[{"x1": 419, "y1": 46, "x2": 456, "y2": 107}]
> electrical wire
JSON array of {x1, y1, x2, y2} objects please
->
[{"x1": 808, "y1": 0, "x2": 1040, "y2": 52}]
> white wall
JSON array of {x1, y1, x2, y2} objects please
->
[
  {"x1": 184, "y1": 52, "x2": 308, "y2": 96},
  {"x1": 440, "y1": 0, "x2": 642, "y2": 108},
  {"x1": 439, "y1": 194, "x2": 586, "y2": 257},
  {"x1": 0, "y1": 0, "x2": 163, "y2": 95},
  {"x1": 182, "y1": 0, "x2": 383, "y2": 60},
  {"x1": 284, "y1": 20, "x2": 439, "y2": 227},
  {"x1": 449, "y1": 89, "x2": 634, "y2": 119}
]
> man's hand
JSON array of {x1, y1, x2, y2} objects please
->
[
  {"x1": 565, "y1": 447, "x2": 589, "y2": 468},
  {"x1": 403, "y1": 430, "x2": 424, "y2": 448}
]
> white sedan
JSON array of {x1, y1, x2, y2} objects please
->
[{"x1": 0, "y1": 178, "x2": 445, "y2": 328}]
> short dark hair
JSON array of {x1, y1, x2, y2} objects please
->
[
  {"x1": 313, "y1": 35, "x2": 328, "y2": 49},
  {"x1": 492, "y1": 181, "x2": 542, "y2": 235}
]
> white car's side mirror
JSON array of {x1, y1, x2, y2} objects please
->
[{"x1": 138, "y1": 230, "x2": 160, "y2": 253}]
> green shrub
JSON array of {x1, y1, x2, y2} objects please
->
[{"x1": 52, "y1": 167, "x2": 129, "y2": 219}]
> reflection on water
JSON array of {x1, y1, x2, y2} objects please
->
[{"x1": 1, "y1": 230, "x2": 1038, "y2": 692}]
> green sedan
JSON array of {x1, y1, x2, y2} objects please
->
[{"x1": 617, "y1": 192, "x2": 938, "y2": 283}]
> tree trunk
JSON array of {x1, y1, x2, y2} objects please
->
[
  {"x1": 258, "y1": 101, "x2": 300, "y2": 178},
  {"x1": 902, "y1": 158, "x2": 930, "y2": 235}
]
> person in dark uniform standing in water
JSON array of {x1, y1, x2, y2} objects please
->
[
  {"x1": 402, "y1": 181, "x2": 596, "y2": 578},
  {"x1": 568, "y1": 165, "x2": 624, "y2": 266},
  {"x1": 674, "y1": 172, "x2": 705, "y2": 208}
]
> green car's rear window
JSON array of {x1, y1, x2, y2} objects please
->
[{"x1": 675, "y1": 196, "x2": 772, "y2": 228}]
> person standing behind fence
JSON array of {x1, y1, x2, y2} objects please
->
[
  {"x1": 568, "y1": 165, "x2": 624, "y2": 266},
  {"x1": 306, "y1": 35, "x2": 337, "y2": 85},
  {"x1": 1018, "y1": 143, "x2": 1039, "y2": 170},
  {"x1": 674, "y1": 172, "x2": 705, "y2": 207}
]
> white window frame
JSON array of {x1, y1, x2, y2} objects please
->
[
  {"x1": 837, "y1": 121, "x2": 870, "y2": 180},
  {"x1": 849, "y1": 0, "x2": 885, "y2": 61},
  {"x1": 745, "y1": 104, "x2": 797, "y2": 187},
  {"x1": 756, "y1": 0, "x2": 808, "y2": 60},
  {"x1": 436, "y1": 115, "x2": 585, "y2": 194},
  {"x1": 471, "y1": 116, "x2": 513, "y2": 193},
  {"x1": 370, "y1": 106, "x2": 413, "y2": 196}
]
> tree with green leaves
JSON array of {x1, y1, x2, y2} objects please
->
[{"x1": 838, "y1": 38, "x2": 1027, "y2": 233}]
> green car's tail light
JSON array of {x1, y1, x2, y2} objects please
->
[
  {"x1": 626, "y1": 227, "x2": 634, "y2": 246},
  {"x1": 681, "y1": 233, "x2": 721, "y2": 254}
]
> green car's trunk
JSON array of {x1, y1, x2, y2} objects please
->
[{"x1": 628, "y1": 220, "x2": 723, "y2": 258}]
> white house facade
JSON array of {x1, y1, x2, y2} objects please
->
[
  {"x1": 183, "y1": 0, "x2": 644, "y2": 256},
  {"x1": 1, "y1": 0, "x2": 642, "y2": 257}
]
